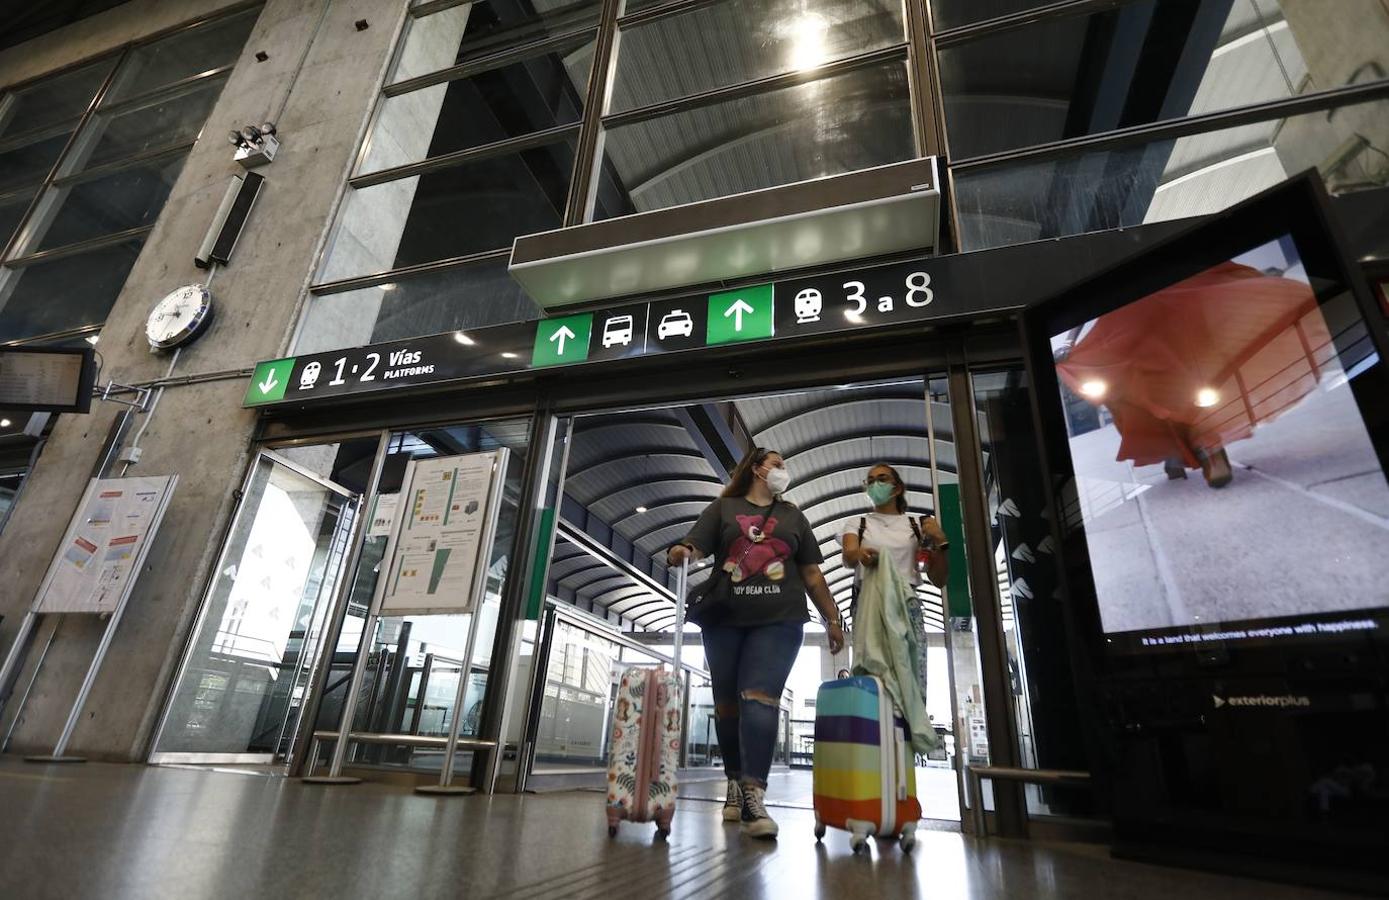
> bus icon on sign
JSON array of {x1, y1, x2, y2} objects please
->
[{"x1": 602, "y1": 314, "x2": 634, "y2": 348}]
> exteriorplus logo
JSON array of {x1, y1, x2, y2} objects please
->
[{"x1": 1212, "y1": 694, "x2": 1311, "y2": 709}]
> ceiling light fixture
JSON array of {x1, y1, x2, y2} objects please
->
[
  {"x1": 501, "y1": 351, "x2": 519, "y2": 359},
  {"x1": 0, "y1": 419, "x2": 10, "y2": 428},
  {"x1": 635, "y1": 506, "x2": 648, "y2": 514},
  {"x1": 786, "y1": 14, "x2": 830, "y2": 71},
  {"x1": 86, "y1": 334, "x2": 100, "y2": 345},
  {"x1": 453, "y1": 331, "x2": 475, "y2": 345},
  {"x1": 1195, "y1": 387, "x2": 1220, "y2": 408}
]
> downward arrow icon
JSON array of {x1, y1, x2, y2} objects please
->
[
  {"x1": 258, "y1": 370, "x2": 279, "y2": 394},
  {"x1": 550, "y1": 324, "x2": 576, "y2": 355},
  {"x1": 724, "y1": 298, "x2": 754, "y2": 331}
]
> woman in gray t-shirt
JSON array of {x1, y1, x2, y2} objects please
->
[{"x1": 669, "y1": 446, "x2": 843, "y2": 840}]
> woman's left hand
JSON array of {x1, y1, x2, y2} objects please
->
[
  {"x1": 920, "y1": 515, "x2": 948, "y2": 546},
  {"x1": 827, "y1": 621, "x2": 845, "y2": 654}
]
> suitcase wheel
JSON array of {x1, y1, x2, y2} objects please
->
[
  {"x1": 849, "y1": 833, "x2": 869, "y2": 854},
  {"x1": 900, "y1": 832, "x2": 916, "y2": 852},
  {"x1": 813, "y1": 822, "x2": 826, "y2": 841},
  {"x1": 655, "y1": 827, "x2": 670, "y2": 840},
  {"x1": 608, "y1": 826, "x2": 618, "y2": 838}
]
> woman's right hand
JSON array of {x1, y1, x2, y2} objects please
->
[{"x1": 860, "y1": 547, "x2": 880, "y2": 567}]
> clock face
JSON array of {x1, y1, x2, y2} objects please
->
[{"x1": 147, "y1": 284, "x2": 212, "y2": 349}]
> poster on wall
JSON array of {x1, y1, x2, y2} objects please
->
[
  {"x1": 36, "y1": 475, "x2": 177, "y2": 614},
  {"x1": 380, "y1": 450, "x2": 503, "y2": 616}
]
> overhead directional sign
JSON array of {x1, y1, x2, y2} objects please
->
[
  {"x1": 532, "y1": 313, "x2": 593, "y2": 367},
  {"x1": 245, "y1": 254, "x2": 1012, "y2": 407},
  {"x1": 707, "y1": 284, "x2": 773, "y2": 345},
  {"x1": 245, "y1": 358, "x2": 294, "y2": 405}
]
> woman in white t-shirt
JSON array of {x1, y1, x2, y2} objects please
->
[{"x1": 841, "y1": 463, "x2": 949, "y2": 589}]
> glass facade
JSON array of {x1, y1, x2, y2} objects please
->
[{"x1": 0, "y1": 7, "x2": 259, "y2": 344}]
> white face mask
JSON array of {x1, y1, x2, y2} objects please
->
[{"x1": 763, "y1": 465, "x2": 791, "y2": 495}]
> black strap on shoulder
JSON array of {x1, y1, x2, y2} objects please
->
[
  {"x1": 909, "y1": 515, "x2": 924, "y2": 544},
  {"x1": 857, "y1": 516, "x2": 867, "y2": 541}
]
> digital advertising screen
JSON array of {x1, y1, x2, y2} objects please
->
[{"x1": 1047, "y1": 235, "x2": 1389, "y2": 651}]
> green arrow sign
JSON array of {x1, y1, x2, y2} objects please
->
[
  {"x1": 245, "y1": 358, "x2": 295, "y2": 405},
  {"x1": 532, "y1": 314, "x2": 593, "y2": 367},
  {"x1": 707, "y1": 284, "x2": 773, "y2": 345}
]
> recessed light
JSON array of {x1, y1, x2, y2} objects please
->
[
  {"x1": 635, "y1": 506, "x2": 647, "y2": 513},
  {"x1": 379, "y1": 283, "x2": 397, "y2": 292},
  {"x1": 453, "y1": 331, "x2": 475, "y2": 345},
  {"x1": 0, "y1": 419, "x2": 10, "y2": 428},
  {"x1": 1079, "y1": 379, "x2": 1107, "y2": 399},
  {"x1": 86, "y1": 334, "x2": 100, "y2": 345},
  {"x1": 500, "y1": 352, "x2": 519, "y2": 359},
  {"x1": 1195, "y1": 387, "x2": 1220, "y2": 408}
]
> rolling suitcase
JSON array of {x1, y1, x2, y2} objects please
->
[
  {"x1": 812, "y1": 675, "x2": 921, "y2": 853},
  {"x1": 605, "y1": 562, "x2": 688, "y2": 838}
]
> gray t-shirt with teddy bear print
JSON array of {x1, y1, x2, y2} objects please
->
[{"x1": 683, "y1": 497, "x2": 823, "y2": 627}]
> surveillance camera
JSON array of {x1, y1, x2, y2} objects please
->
[
  {"x1": 228, "y1": 130, "x2": 247, "y2": 148},
  {"x1": 243, "y1": 124, "x2": 263, "y2": 142},
  {"x1": 260, "y1": 121, "x2": 277, "y2": 137}
]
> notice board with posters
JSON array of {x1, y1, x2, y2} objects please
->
[
  {"x1": 380, "y1": 450, "x2": 506, "y2": 616},
  {"x1": 35, "y1": 476, "x2": 177, "y2": 614}
]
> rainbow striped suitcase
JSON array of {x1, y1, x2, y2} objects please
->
[{"x1": 812, "y1": 675, "x2": 921, "y2": 852}]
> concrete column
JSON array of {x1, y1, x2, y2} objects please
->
[{"x1": 0, "y1": 0, "x2": 406, "y2": 761}]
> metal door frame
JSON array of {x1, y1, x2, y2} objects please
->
[{"x1": 147, "y1": 448, "x2": 361, "y2": 766}]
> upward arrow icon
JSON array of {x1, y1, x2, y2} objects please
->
[
  {"x1": 725, "y1": 298, "x2": 754, "y2": 331},
  {"x1": 549, "y1": 324, "x2": 576, "y2": 355}
]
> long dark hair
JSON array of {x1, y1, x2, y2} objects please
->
[
  {"x1": 722, "y1": 446, "x2": 778, "y2": 498},
  {"x1": 869, "y1": 462, "x2": 910, "y2": 513}
]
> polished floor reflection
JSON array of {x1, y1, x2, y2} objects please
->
[{"x1": 0, "y1": 759, "x2": 1356, "y2": 899}]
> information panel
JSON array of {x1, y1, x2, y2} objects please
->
[
  {"x1": 36, "y1": 475, "x2": 177, "y2": 614},
  {"x1": 0, "y1": 347, "x2": 96, "y2": 413},
  {"x1": 380, "y1": 451, "x2": 502, "y2": 616}
]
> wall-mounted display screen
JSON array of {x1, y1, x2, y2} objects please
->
[{"x1": 1049, "y1": 236, "x2": 1389, "y2": 649}]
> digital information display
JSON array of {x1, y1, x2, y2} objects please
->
[
  {"x1": 1049, "y1": 236, "x2": 1389, "y2": 650},
  {"x1": 0, "y1": 347, "x2": 95, "y2": 413}
]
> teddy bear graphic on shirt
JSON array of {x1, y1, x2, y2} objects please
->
[{"x1": 724, "y1": 514, "x2": 791, "y2": 583}]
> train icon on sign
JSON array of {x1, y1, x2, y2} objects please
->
[
  {"x1": 657, "y1": 309, "x2": 694, "y2": 340},
  {"x1": 602, "y1": 314, "x2": 634, "y2": 348},
  {"x1": 794, "y1": 288, "x2": 822, "y2": 324}
]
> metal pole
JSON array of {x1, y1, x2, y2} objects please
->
[
  {"x1": 671, "y1": 560, "x2": 687, "y2": 672},
  {"x1": 418, "y1": 447, "x2": 510, "y2": 795},
  {"x1": 306, "y1": 453, "x2": 416, "y2": 785},
  {"x1": 27, "y1": 475, "x2": 178, "y2": 763},
  {"x1": 2, "y1": 619, "x2": 54, "y2": 752},
  {"x1": 0, "y1": 612, "x2": 40, "y2": 716}
]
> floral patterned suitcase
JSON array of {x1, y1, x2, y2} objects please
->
[{"x1": 606, "y1": 666, "x2": 683, "y2": 837}]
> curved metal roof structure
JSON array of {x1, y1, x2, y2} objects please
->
[{"x1": 547, "y1": 380, "x2": 963, "y2": 634}]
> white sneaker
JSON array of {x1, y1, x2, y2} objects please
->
[
  {"x1": 740, "y1": 784, "x2": 779, "y2": 839},
  {"x1": 722, "y1": 779, "x2": 743, "y2": 822}
]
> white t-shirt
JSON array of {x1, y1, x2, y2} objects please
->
[{"x1": 839, "y1": 511, "x2": 922, "y2": 585}]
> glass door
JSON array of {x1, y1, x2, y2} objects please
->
[{"x1": 151, "y1": 451, "x2": 357, "y2": 764}]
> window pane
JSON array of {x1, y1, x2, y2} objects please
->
[
  {"x1": 363, "y1": 40, "x2": 591, "y2": 174},
  {"x1": 106, "y1": 8, "x2": 259, "y2": 103},
  {"x1": 939, "y1": 0, "x2": 1373, "y2": 159},
  {"x1": 0, "y1": 130, "x2": 71, "y2": 194},
  {"x1": 296, "y1": 257, "x2": 539, "y2": 353},
  {"x1": 929, "y1": 0, "x2": 1060, "y2": 32},
  {"x1": 320, "y1": 137, "x2": 575, "y2": 282},
  {"x1": 0, "y1": 189, "x2": 35, "y2": 248},
  {"x1": 31, "y1": 154, "x2": 187, "y2": 252},
  {"x1": 0, "y1": 240, "x2": 144, "y2": 339},
  {"x1": 953, "y1": 98, "x2": 1389, "y2": 251},
  {"x1": 611, "y1": 0, "x2": 905, "y2": 113},
  {"x1": 0, "y1": 59, "x2": 113, "y2": 140},
  {"x1": 78, "y1": 77, "x2": 227, "y2": 171},
  {"x1": 394, "y1": 0, "x2": 601, "y2": 83},
  {"x1": 595, "y1": 61, "x2": 913, "y2": 220}
]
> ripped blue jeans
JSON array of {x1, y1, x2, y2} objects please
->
[{"x1": 701, "y1": 621, "x2": 803, "y2": 788}]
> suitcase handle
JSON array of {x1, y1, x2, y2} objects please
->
[{"x1": 672, "y1": 559, "x2": 688, "y2": 672}]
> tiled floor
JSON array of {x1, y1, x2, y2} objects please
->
[{"x1": 0, "y1": 758, "x2": 1364, "y2": 899}]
